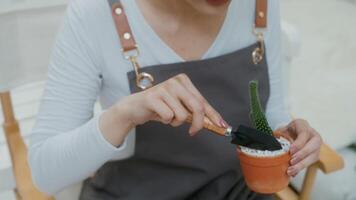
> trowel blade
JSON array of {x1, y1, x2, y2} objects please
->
[{"x1": 230, "y1": 125, "x2": 282, "y2": 151}]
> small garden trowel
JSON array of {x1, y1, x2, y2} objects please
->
[{"x1": 186, "y1": 115, "x2": 282, "y2": 151}]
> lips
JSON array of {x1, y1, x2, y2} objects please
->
[{"x1": 206, "y1": 0, "x2": 230, "y2": 6}]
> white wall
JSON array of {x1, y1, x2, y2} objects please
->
[{"x1": 281, "y1": 0, "x2": 356, "y2": 149}]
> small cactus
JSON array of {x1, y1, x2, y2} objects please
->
[{"x1": 249, "y1": 80, "x2": 273, "y2": 135}]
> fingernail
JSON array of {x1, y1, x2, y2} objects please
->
[
  {"x1": 290, "y1": 146, "x2": 296, "y2": 154},
  {"x1": 220, "y1": 119, "x2": 228, "y2": 128},
  {"x1": 290, "y1": 158, "x2": 297, "y2": 165}
]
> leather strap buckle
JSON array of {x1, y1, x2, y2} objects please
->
[
  {"x1": 122, "y1": 46, "x2": 140, "y2": 60},
  {"x1": 125, "y1": 53, "x2": 154, "y2": 90},
  {"x1": 252, "y1": 0, "x2": 267, "y2": 65},
  {"x1": 252, "y1": 27, "x2": 265, "y2": 65}
]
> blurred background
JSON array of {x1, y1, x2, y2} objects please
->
[{"x1": 0, "y1": 0, "x2": 355, "y2": 199}]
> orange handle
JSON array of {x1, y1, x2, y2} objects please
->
[{"x1": 186, "y1": 114, "x2": 227, "y2": 136}]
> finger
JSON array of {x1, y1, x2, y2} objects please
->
[
  {"x1": 289, "y1": 120, "x2": 311, "y2": 154},
  {"x1": 148, "y1": 99, "x2": 174, "y2": 124},
  {"x1": 290, "y1": 131, "x2": 309, "y2": 155},
  {"x1": 175, "y1": 73, "x2": 226, "y2": 128},
  {"x1": 180, "y1": 93, "x2": 204, "y2": 134},
  {"x1": 161, "y1": 91, "x2": 189, "y2": 127},
  {"x1": 288, "y1": 119, "x2": 309, "y2": 140},
  {"x1": 293, "y1": 119, "x2": 310, "y2": 132},
  {"x1": 170, "y1": 79, "x2": 205, "y2": 134},
  {"x1": 287, "y1": 152, "x2": 319, "y2": 176},
  {"x1": 290, "y1": 134, "x2": 322, "y2": 165}
]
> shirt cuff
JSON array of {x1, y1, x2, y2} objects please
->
[{"x1": 91, "y1": 110, "x2": 128, "y2": 155}]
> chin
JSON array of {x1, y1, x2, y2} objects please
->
[{"x1": 185, "y1": 0, "x2": 230, "y2": 15}]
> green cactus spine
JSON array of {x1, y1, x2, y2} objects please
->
[{"x1": 249, "y1": 80, "x2": 273, "y2": 135}]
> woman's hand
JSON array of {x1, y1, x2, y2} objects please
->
[
  {"x1": 100, "y1": 73, "x2": 227, "y2": 146},
  {"x1": 276, "y1": 119, "x2": 323, "y2": 177}
]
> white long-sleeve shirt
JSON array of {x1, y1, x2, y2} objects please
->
[{"x1": 29, "y1": 0, "x2": 290, "y2": 195}]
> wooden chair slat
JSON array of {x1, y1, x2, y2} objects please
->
[{"x1": 1, "y1": 92, "x2": 54, "y2": 200}]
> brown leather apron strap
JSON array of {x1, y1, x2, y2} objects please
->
[
  {"x1": 255, "y1": 0, "x2": 268, "y2": 28},
  {"x1": 111, "y1": 1, "x2": 137, "y2": 52},
  {"x1": 109, "y1": 0, "x2": 155, "y2": 90},
  {"x1": 252, "y1": 0, "x2": 268, "y2": 65}
]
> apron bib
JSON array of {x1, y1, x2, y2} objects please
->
[{"x1": 81, "y1": 0, "x2": 274, "y2": 199}]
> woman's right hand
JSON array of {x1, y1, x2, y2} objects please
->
[{"x1": 100, "y1": 73, "x2": 227, "y2": 147}]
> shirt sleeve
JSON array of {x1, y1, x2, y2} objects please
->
[
  {"x1": 265, "y1": 0, "x2": 292, "y2": 130},
  {"x1": 28, "y1": 1, "x2": 132, "y2": 195}
]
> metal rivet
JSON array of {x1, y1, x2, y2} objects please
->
[
  {"x1": 123, "y1": 33, "x2": 131, "y2": 40},
  {"x1": 115, "y1": 7, "x2": 122, "y2": 15},
  {"x1": 259, "y1": 11, "x2": 265, "y2": 18}
]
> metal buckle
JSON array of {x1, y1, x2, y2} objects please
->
[
  {"x1": 123, "y1": 46, "x2": 154, "y2": 90},
  {"x1": 122, "y1": 46, "x2": 140, "y2": 60},
  {"x1": 136, "y1": 72, "x2": 155, "y2": 90},
  {"x1": 252, "y1": 26, "x2": 266, "y2": 65}
]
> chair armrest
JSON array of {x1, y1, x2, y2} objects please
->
[{"x1": 317, "y1": 143, "x2": 344, "y2": 174}]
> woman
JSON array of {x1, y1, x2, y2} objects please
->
[{"x1": 29, "y1": 0, "x2": 322, "y2": 199}]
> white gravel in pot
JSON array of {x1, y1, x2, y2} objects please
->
[{"x1": 240, "y1": 137, "x2": 291, "y2": 157}]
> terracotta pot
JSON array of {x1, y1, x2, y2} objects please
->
[{"x1": 237, "y1": 132, "x2": 293, "y2": 194}]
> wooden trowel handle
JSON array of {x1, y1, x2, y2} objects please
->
[{"x1": 186, "y1": 114, "x2": 227, "y2": 136}]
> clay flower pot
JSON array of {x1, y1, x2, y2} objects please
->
[{"x1": 237, "y1": 132, "x2": 293, "y2": 194}]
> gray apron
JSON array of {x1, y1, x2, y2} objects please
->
[{"x1": 80, "y1": 0, "x2": 274, "y2": 199}]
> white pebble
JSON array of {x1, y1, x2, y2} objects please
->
[{"x1": 240, "y1": 137, "x2": 290, "y2": 157}]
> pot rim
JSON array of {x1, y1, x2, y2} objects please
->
[
  {"x1": 236, "y1": 134, "x2": 292, "y2": 166},
  {"x1": 237, "y1": 135, "x2": 291, "y2": 157},
  {"x1": 237, "y1": 148, "x2": 291, "y2": 167}
]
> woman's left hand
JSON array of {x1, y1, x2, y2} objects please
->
[{"x1": 275, "y1": 119, "x2": 323, "y2": 177}]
